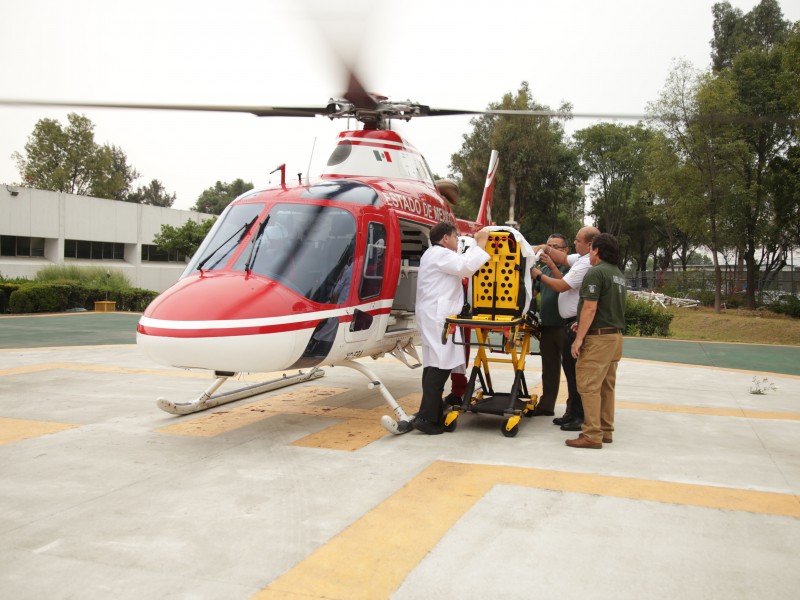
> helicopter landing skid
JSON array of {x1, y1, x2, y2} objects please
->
[
  {"x1": 157, "y1": 368, "x2": 325, "y2": 415},
  {"x1": 338, "y1": 360, "x2": 414, "y2": 435}
]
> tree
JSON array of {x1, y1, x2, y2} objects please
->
[
  {"x1": 13, "y1": 113, "x2": 141, "y2": 199},
  {"x1": 91, "y1": 145, "x2": 140, "y2": 200},
  {"x1": 153, "y1": 218, "x2": 217, "y2": 258},
  {"x1": 712, "y1": 0, "x2": 789, "y2": 71},
  {"x1": 573, "y1": 122, "x2": 658, "y2": 284},
  {"x1": 126, "y1": 179, "x2": 176, "y2": 207},
  {"x1": 711, "y1": 0, "x2": 796, "y2": 307},
  {"x1": 192, "y1": 179, "x2": 253, "y2": 215},
  {"x1": 648, "y1": 60, "x2": 744, "y2": 312},
  {"x1": 449, "y1": 82, "x2": 585, "y2": 243}
]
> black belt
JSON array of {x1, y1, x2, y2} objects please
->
[
  {"x1": 564, "y1": 317, "x2": 577, "y2": 325},
  {"x1": 586, "y1": 327, "x2": 623, "y2": 335}
]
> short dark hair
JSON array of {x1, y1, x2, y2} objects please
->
[
  {"x1": 547, "y1": 233, "x2": 568, "y2": 245},
  {"x1": 430, "y1": 221, "x2": 457, "y2": 244},
  {"x1": 592, "y1": 232, "x2": 620, "y2": 266}
]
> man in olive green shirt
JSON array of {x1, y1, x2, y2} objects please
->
[
  {"x1": 531, "y1": 234, "x2": 569, "y2": 416},
  {"x1": 568, "y1": 233, "x2": 626, "y2": 449}
]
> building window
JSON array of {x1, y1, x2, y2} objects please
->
[
  {"x1": 64, "y1": 239, "x2": 124, "y2": 260},
  {"x1": 141, "y1": 244, "x2": 186, "y2": 263},
  {"x1": 0, "y1": 235, "x2": 45, "y2": 257}
]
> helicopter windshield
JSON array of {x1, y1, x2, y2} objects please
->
[
  {"x1": 233, "y1": 204, "x2": 357, "y2": 304},
  {"x1": 183, "y1": 203, "x2": 265, "y2": 276}
]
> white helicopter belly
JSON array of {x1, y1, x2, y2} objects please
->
[{"x1": 136, "y1": 328, "x2": 311, "y2": 373}]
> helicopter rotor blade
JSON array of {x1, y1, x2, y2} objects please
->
[
  {"x1": 0, "y1": 98, "x2": 327, "y2": 118},
  {"x1": 419, "y1": 106, "x2": 647, "y2": 121}
]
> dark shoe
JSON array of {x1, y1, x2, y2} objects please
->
[
  {"x1": 565, "y1": 436, "x2": 602, "y2": 449},
  {"x1": 553, "y1": 413, "x2": 573, "y2": 426},
  {"x1": 560, "y1": 418, "x2": 583, "y2": 431},
  {"x1": 531, "y1": 407, "x2": 555, "y2": 416},
  {"x1": 413, "y1": 417, "x2": 444, "y2": 435},
  {"x1": 444, "y1": 393, "x2": 462, "y2": 408}
]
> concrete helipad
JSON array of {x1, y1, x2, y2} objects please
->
[{"x1": 0, "y1": 314, "x2": 798, "y2": 599}]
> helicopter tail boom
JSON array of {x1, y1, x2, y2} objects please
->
[{"x1": 476, "y1": 150, "x2": 499, "y2": 227}]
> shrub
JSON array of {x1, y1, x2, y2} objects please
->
[
  {"x1": 687, "y1": 290, "x2": 715, "y2": 306},
  {"x1": 35, "y1": 265, "x2": 131, "y2": 290},
  {"x1": 0, "y1": 283, "x2": 22, "y2": 313},
  {"x1": 9, "y1": 283, "x2": 74, "y2": 313},
  {"x1": 112, "y1": 288, "x2": 159, "y2": 312},
  {"x1": 625, "y1": 296, "x2": 673, "y2": 337},
  {"x1": 7, "y1": 283, "x2": 158, "y2": 314},
  {"x1": 770, "y1": 294, "x2": 800, "y2": 319}
]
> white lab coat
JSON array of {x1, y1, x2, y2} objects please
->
[{"x1": 416, "y1": 244, "x2": 490, "y2": 369}]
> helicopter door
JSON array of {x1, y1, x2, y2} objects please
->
[{"x1": 344, "y1": 221, "x2": 386, "y2": 344}]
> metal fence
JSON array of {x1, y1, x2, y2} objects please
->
[{"x1": 624, "y1": 267, "x2": 799, "y2": 297}]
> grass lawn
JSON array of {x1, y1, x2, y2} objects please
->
[{"x1": 666, "y1": 306, "x2": 800, "y2": 346}]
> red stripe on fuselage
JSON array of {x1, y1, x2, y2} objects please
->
[{"x1": 136, "y1": 307, "x2": 392, "y2": 338}]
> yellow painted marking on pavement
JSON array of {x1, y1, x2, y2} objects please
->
[
  {"x1": 156, "y1": 387, "x2": 352, "y2": 437},
  {"x1": 0, "y1": 417, "x2": 78, "y2": 445},
  {"x1": 618, "y1": 401, "x2": 800, "y2": 421},
  {"x1": 0, "y1": 362, "x2": 289, "y2": 382},
  {"x1": 0, "y1": 362, "x2": 207, "y2": 379},
  {"x1": 291, "y1": 393, "x2": 421, "y2": 451},
  {"x1": 0, "y1": 344, "x2": 133, "y2": 353},
  {"x1": 253, "y1": 460, "x2": 800, "y2": 600}
]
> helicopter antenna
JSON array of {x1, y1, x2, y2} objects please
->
[{"x1": 306, "y1": 137, "x2": 317, "y2": 188}]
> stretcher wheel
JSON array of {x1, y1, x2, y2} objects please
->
[
  {"x1": 502, "y1": 418, "x2": 519, "y2": 437},
  {"x1": 443, "y1": 417, "x2": 458, "y2": 432}
]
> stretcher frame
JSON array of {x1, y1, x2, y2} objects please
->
[{"x1": 441, "y1": 231, "x2": 541, "y2": 437}]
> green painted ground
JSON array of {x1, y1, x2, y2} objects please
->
[
  {"x1": 1, "y1": 313, "x2": 797, "y2": 376},
  {"x1": 0, "y1": 313, "x2": 140, "y2": 348},
  {"x1": 623, "y1": 337, "x2": 800, "y2": 376}
]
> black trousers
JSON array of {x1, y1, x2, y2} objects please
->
[
  {"x1": 418, "y1": 366, "x2": 451, "y2": 424},
  {"x1": 537, "y1": 325, "x2": 564, "y2": 412},
  {"x1": 562, "y1": 324, "x2": 584, "y2": 419}
]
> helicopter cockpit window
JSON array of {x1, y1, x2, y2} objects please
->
[
  {"x1": 233, "y1": 204, "x2": 357, "y2": 305},
  {"x1": 359, "y1": 222, "x2": 386, "y2": 300},
  {"x1": 182, "y1": 202, "x2": 264, "y2": 277}
]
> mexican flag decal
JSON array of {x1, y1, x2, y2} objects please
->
[{"x1": 373, "y1": 150, "x2": 392, "y2": 162}]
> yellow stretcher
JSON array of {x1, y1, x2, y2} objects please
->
[{"x1": 441, "y1": 231, "x2": 541, "y2": 437}]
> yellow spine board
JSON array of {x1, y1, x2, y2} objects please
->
[{"x1": 473, "y1": 232, "x2": 523, "y2": 321}]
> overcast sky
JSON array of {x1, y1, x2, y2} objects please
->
[{"x1": 1, "y1": 0, "x2": 798, "y2": 210}]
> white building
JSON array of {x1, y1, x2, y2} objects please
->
[{"x1": 1, "y1": 185, "x2": 213, "y2": 292}]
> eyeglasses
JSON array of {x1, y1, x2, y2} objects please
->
[{"x1": 547, "y1": 244, "x2": 567, "y2": 249}]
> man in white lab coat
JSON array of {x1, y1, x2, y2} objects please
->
[{"x1": 414, "y1": 222, "x2": 491, "y2": 434}]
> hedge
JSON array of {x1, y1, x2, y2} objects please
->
[
  {"x1": 7, "y1": 283, "x2": 158, "y2": 314},
  {"x1": 0, "y1": 283, "x2": 22, "y2": 314},
  {"x1": 769, "y1": 294, "x2": 800, "y2": 319},
  {"x1": 625, "y1": 296, "x2": 674, "y2": 337}
]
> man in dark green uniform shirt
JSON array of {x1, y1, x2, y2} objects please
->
[
  {"x1": 568, "y1": 233, "x2": 626, "y2": 449},
  {"x1": 531, "y1": 234, "x2": 570, "y2": 416}
]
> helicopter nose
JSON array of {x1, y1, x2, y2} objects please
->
[{"x1": 136, "y1": 272, "x2": 322, "y2": 372}]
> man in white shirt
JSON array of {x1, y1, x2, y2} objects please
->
[
  {"x1": 414, "y1": 222, "x2": 491, "y2": 434},
  {"x1": 531, "y1": 226, "x2": 600, "y2": 432}
]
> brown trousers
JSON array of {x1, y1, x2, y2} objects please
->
[{"x1": 575, "y1": 334, "x2": 623, "y2": 443}]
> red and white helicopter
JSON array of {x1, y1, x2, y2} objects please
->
[{"x1": 133, "y1": 86, "x2": 503, "y2": 435}]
